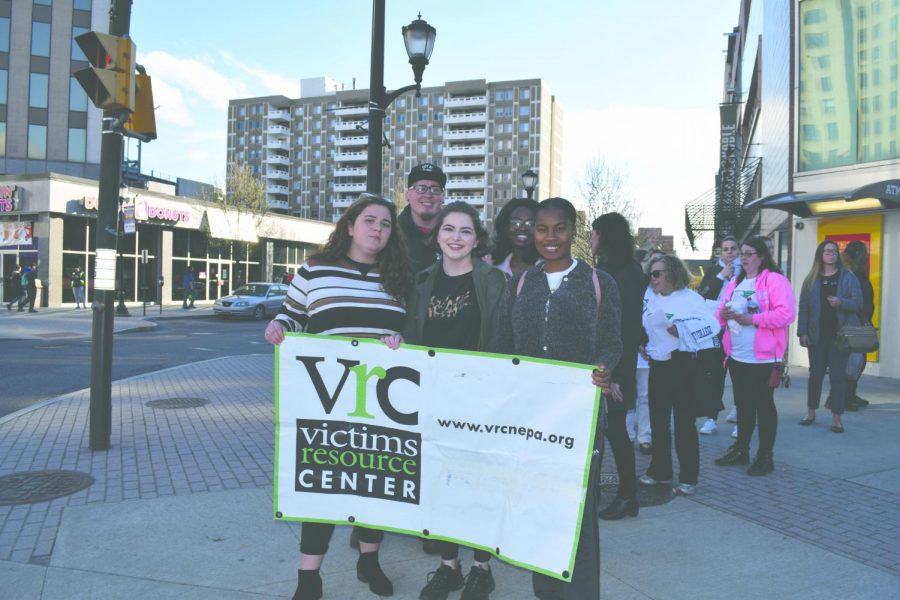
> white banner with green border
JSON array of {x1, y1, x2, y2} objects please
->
[{"x1": 274, "y1": 333, "x2": 601, "y2": 581}]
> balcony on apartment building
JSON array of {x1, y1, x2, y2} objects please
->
[
  {"x1": 446, "y1": 194, "x2": 486, "y2": 206},
  {"x1": 267, "y1": 124, "x2": 291, "y2": 136},
  {"x1": 337, "y1": 105, "x2": 368, "y2": 117},
  {"x1": 443, "y1": 112, "x2": 487, "y2": 125},
  {"x1": 332, "y1": 196, "x2": 355, "y2": 208},
  {"x1": 443, "y1": 161, "x2": 485, "y2": 173},
  {"x1": 267, "y1": 184, "x2": 290, "y2": 195},
  {"x1": 333, "y1": 182, "x2": 367, "y2": 193},
  {"x1": 335, "y1": 120, "x2": 368, "y2": 132},
  {"x1": 266, "y1": 167, "x2": 290, "y2": 180},
  {"x1": 333, "y1": 166, "x2": 367, "y2": 177},
  {"x1": 443, "y1": 128, "x2": 486, "y2": 141},
  {"x1": 444, "y1": 95, "x2": 487, "y2": 108},
  {"x1": 267, "y1": 198, "x2": 290, "y2": 210},
  {"x1": 266, "y1": 138, "x2": 290, "y2": 150},
  {"x1": 266, "y1": 154, "x2": 290, "y2": 165},
  {"x1": 266, "y1": 109, "x2": 290, "y2": 122},
  {"x1": 334, "y1": 150, "x2": 368, "y2": 162},
  {"x1": 443, "y1": 144, "x2": 487, "y2": 157},
  {"x1": 446, "y1": 177, "x2": 486, "y2": 190},
  {"x1": 335, "y1": 135, "x2": 368, "y2": 147}
]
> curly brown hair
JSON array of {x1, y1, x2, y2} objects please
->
[{"x1": 312, "y1": 194, "x2": 413, "y2": 302}]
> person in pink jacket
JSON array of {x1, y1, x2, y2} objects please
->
[{"x1": 713, "y1": 237, "x2": 796, "y2": 476}]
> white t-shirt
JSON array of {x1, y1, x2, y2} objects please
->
[
  {"x1": 637, "y1": 286, "x2": 651, "y2": 369},
  {"x1": 728, "y1": 277, "x2": 775, "y2": 364},
  {"x1": 643, "y1": 288, "x2": 719, "y2": 360},
  {"x1": 544, "y1": 259, "x2": 579, "y2": 293}
]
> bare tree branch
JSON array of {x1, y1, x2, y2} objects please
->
[{"x1": 576, "y1": 156, "x2": 642, "y2": 226}]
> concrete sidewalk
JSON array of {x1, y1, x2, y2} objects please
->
[
  {"x1": 0, "y1": 353, "x2": 899, "y2": 599},
  {"x1": 0, "y1": 303, "x2": 217, "y2": 341}
]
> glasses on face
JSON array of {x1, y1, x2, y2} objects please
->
[
  {"x1": 741, "y1": 251, "x2": 758, "y2": 258},
  {"x1": 409, "y1": 184, "x2": 444, "y2": 195},
  {"x1": 508, "y1": 219, "x2": 535, "y2": 230},
  {"x1": 650, "y1": 269, "x2": 666, "y2": 279}
]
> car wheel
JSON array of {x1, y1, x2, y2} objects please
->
[{"x1": 253, "y1": 305, "x2": 266, "y2": 320}]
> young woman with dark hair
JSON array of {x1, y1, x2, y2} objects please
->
[
  {"x1": 591, "y1": 213, "x2": 647, "y2": 520},
  {"x1": 383, "y1": 201, "x2": 509, "y2": 600},
  {"x1": 797, "y1": 239, "x2": 862, "y2": 432},
  {"x1": 488, "y1": 197, "x2": 540, "y2": 276},
  {"x1": 842, "y1": 241, "x2": 875, "y2": 409},
  {"x1": 715, "y1": 237, "x2": 796, "y2": 474},
  {"x1": 639, "y1": 254, "x2": 721, "y2": 496},
  {"x1": 263, "y1": 193, "x2": 412, "y2": 600},
  {"x1": 504, "y1": 197, "x2": 622, "y2": 600}
]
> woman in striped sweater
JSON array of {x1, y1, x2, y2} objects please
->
[{"x1": 264, "y1": 194, "x2": 413, "y2": 600}]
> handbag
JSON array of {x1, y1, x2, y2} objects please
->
[
  {"x1": 836, "y1": 324, "x2": 879, "y2": 353},
  {"x1": 767, "y1": 362, "x2": 783, "y2": 388}
]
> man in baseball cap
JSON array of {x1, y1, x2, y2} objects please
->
[{"x1": 399, "y1": 162, "x2": 446, "y2": 273}]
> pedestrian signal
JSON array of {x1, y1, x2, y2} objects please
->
[{"x1": 73, "y1": 32, "x2": 135, "y2": 112}]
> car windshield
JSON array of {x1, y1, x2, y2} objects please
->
[{"x1": 233, "y1": 285, "x2": 268, "y2": 297}]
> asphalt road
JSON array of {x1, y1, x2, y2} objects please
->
[{"x1": 0, "y1": 318, "x2": 273, "y2": 418}]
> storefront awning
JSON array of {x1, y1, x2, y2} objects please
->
[{"x1": 744, "y1": 179, "x2": 900, "y2": 218}]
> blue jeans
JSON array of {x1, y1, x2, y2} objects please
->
[
  {"x1": 74, "y1": 287, "x2": 85, "y2": 306},
  {"x1": 807, "y1": 339, "x2": 849, "y2": 415}
]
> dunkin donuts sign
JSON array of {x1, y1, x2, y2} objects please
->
[{"x1": 134, "y1": 202, "x2": 193, "y2": 224}]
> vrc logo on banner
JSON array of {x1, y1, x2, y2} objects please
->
[{"x1": 274, "y1": 334, "x2": 601, "y2": 581}]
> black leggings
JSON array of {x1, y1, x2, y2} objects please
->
[
  {"x1": 300, "y1": 523, "x2": 383, "y2": 555},
  {"x1": 439, "y1": 541, "x2": 492, "y2": 563},
  {"x1": 729, "y1": 359, "x2": 778, "y2": 454},
  {"x1": 603, "y1": 409, "x2": 636, "y2": 499}
]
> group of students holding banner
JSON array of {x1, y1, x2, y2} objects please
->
[{"x1": 265, "y1": 162, "x2": 621, "y2": 600}]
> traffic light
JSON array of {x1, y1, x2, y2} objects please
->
[
  {"x1": 74, "y1": 32, "x2": 135, "y2": 112},
  {"x1": 124, "y1": 73, "x2": 157, "y2": 141}
]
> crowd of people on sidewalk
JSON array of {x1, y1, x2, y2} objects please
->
[
  {"x1": 262, "y1": 162, "x2": 877, "y2": 600},
  {"x1": 4, "y1": 262, "x2": 40, "y2": 313}
]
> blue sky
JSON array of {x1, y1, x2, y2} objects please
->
[{"x1": 128, "y1": 0, "x2": 738, "y2": 253}]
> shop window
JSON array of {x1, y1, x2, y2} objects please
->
[{"x1": 63, "y1": 216, "x2": 89, "y2": 251}]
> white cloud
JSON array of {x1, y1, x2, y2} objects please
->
[
  {"x1": 564, "y1": 105, "x2": 720, "y2": 254},
  {"x1": 219, "y1": 49, "x2": 302, "y2": 98},
  {"x1": 141, "y1": 50, "x2": 247, "y2": 109},
  {"x1": 149, "y1": 78, "x2": 193, "y2": 125}
]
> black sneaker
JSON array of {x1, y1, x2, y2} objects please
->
[
  {"x1": 420, "y1": 564, "x2": 464, "y2": 600},
  {"x1": 461, "y1": 566, "x2": 495, "y2": 600}
]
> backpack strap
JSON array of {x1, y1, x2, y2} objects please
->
[{"x1": 515, "y1": 270, "x2": 528, "y2": 297}]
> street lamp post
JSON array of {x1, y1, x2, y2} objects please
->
[
  {"x1": 366, "y1": 1, "x2": 436, "y2": 195},
  {"x1": 522, "y1": 169, "x2": 538, "y2": 200}
]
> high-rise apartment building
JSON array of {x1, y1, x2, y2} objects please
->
[
  {"x1": 0, "y1": 0, "x2": 106, "y2": 179},
  {"x1": 227, "y1": 77, "x2": 563, "y2": 224}
]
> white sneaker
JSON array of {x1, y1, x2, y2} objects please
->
[
  {"x1": 674, "y1": 483, "x2": 696, "y2": 496},
  {"x1": 726, "y1": 408, "x2": 738, "y2": 423},
  {"x1": 731, "y1": 426, "x2": 738, "y2": 439},
  {"x1": 699, "y1": 419, "x2": 717, "y2": 435},
  {"x1": 638, "y1": 474, "x2": 671, "y2": 486}
]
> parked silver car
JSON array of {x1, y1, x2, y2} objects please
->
[{"x1": 213, "y1": 282, "x2": 288, "y2": 320}]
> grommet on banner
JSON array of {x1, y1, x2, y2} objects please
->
[
  {"x1": 428, "y1": 349, "x2": 435, "y2": 357},
  {"x1": 348, "y1": 515, "x2": 356, "y2": 523},
  {"x1": 562, "y1": 570, "x2": 570, "y2": 578},
  {"x1": 422, "y1": 528, "x2": 430, "y2": 536},
  {"x1": 495, "y1": 547, "x2": 500, "y2": 555},
  {"x1": 351, "y1": 339, "x2": 359, "y2": 347},
  {"x1": 512, "y1": 357, "x2": 520, "y2": 365},
  {"x1": 275, "y1": 511, "x2": 283, "y2": 518}
]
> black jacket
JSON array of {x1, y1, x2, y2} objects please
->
[
  {"x1": 697, "y1": 261, "x2": 726, "y2": 301},
  {"x1": 398, "y1": 205, "x2": 439, "y2": 276},
  {"x1": 852, "y1": 268, "x2": 875, "y2": 324},
  {"x1": 604, "y1": 260, "x2": 646, "y2": 412}
]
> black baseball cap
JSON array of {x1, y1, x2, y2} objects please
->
[{"x1": 407, "y1": 162, "x2": 446, "y2": 188}]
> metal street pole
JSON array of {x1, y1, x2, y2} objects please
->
[
  {"x1": 89, "y1": 0, "x2": 132, "y2": 451},
  {"x1": 366, "y1": 0, "x2": 387, "y2": 196}
]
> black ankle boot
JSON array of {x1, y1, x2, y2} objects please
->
[
  {"x1": 292, "y1": 569, "x2": 322, "y2": 600},
  {"x1": 357, "y1": 551, "x2": 394, "y2": 596},
  {"x1": 598, "y1": 496, "x2": 639, "y2": 520},
  {"x1": 715, "y1": 443, "x2": 750, "y2": 466},
  {"x1": 747, "y1": 451, "x2": 774, "y2": 476}
]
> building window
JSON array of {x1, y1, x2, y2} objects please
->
[
  {"x1": 519, "y1": 106, "x2": 530, "y2": 116},
  {"x1": 28, "y1": 125, "x2": 47, "y2": 159},
  {"x1": 72, "y1": 26, "x2": 89, "y2": 61},
  {"x1": 70, "y1": 77, "x2": 88, "y2": 111},
  {"x1": 434, "y1": 143, "x2": 442, "y2": 153},
  {"x1": 0, "y1": 17, "x2": 9, "y2": 53},
  {"x1": 34, "y1": 0, "x2": 52, "y2": 4},
  {"x1": 495, "y1": 106, "x2": 513, "y2": 118},
  {"x1": 74, "y1": 0, "x2": 91, "y2": 10},
  {"x1": 419, "y1": 96, "x2": 429, "y2": 107},
  {"x1": 418, "y1": 143, "x2": 427, "y2": 154},
  {"x1": 398, "y1": 114, "x2": 406, "y2": 123},
  {"x1": 419, "y1": 113, "x2": 428, "y2": 122},
  {"x1": 0, "y1": 70, "x2": 7, "y2": 105},
  {"x1": 398, "y1": 98, "x2": 407, "y2": 108},
  {"x1": 435, "y1": 94, "x2": 444, "y2": 105},
  {"x1": 68, "y1": 128, "x2": 87, "y2": 162},
  {"x1": 495, "y1": 90, "x2": 513, "y2": 101},
  {"x1": 518, "y1": 122, "x2": 530, "y2": 133},
  {"x1": 520, "y1": 88, "x2": 531, "y2": 100},
  {"x1": 418, "y1": 128, "x2": 427, "y2": 139},
  {"x1": 32, "y1": 22, "x2": 51, "y2": 57},
  {"x1": 29, "y1": 73, "x2": 49, "y2": 108}
]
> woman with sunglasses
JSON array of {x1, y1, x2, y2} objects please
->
[
  {"x1": 797, "y1": 239, "x2": 862, "y2": 432},
  {"x1": 488, "y1": 197, "x2": 540, "y2": 277},
  {"x1": 384, "y1": 201, "x2": 508, "y2": 600},
  {"x1": 715, "y1": 238, "x2": 795, "y2": 474},
  {"x1": 639, "y1": 254, "x2": 720, "y2": 496},
  {"x1": 504, "y1": 197, "x2": 622, "y2": 600},
  {"x1": 264, "y1": 194, "x2": 412, "y2": 600}
]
